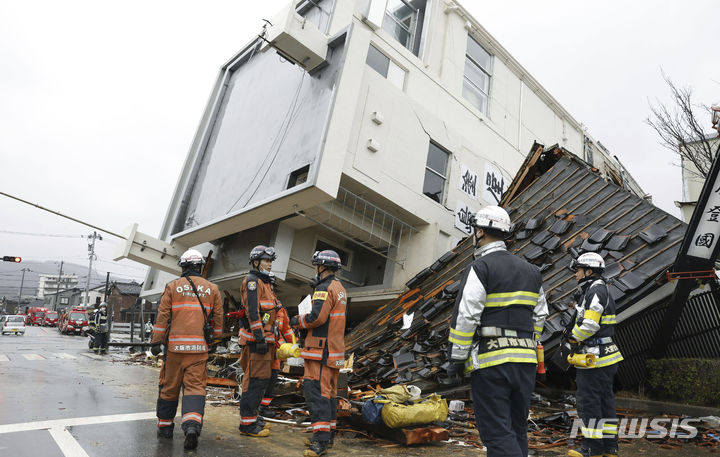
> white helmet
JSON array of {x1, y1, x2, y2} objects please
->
[
  {"x1": 178, "y1": 249, "x2": 206, "y2": 267},
  {"x1": 474, "y1": 206, "x2": 513, "y2": 234},
  {"x1": 570, "y1": 252, "x2": 605, "y2": 272}
]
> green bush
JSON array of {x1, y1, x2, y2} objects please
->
[{"x1": 646, "y1": 358, "x2": 720, "y2": 407}]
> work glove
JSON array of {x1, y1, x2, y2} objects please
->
[
  {"x1": 567, "y1": 338, "x2": 581, "y2": 353},
  {"x1": 290, "y1": 315, "x2": 299, "y2": 328},
  {"x1": 446, "y1": 361, "x2": 465, "y2": 385},
  {"x1": 255, "y1": 341, "x2": 268, "y2": 355},
  {"x1": 150, "y1": 343, "x2": 162, "y2": 356}
]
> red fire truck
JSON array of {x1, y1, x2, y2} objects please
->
[
  {"x1": 58, "y1": 308, "x2": 89, "y2": 335},
  {"x1": 42, "y1": 311, "x2": 59, "y2": 327},
  {"x1": 25, "y1": 307, "x2": 49, "y2": 326}
]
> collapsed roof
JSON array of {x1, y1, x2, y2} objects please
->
[{"x1": 345, "y1": 143, "x2": 705, "y2": 390}]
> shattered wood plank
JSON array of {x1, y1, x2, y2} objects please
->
[{"x1": 207, "y1": 377, "x2": 238, "y2": 388}]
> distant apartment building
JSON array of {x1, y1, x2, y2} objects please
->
[
  {"x1": 37, "y1": 273, "x2": 79, "y2": 299},
  {"x1": 121, "y1": 0, "x2": 647, "y2": 317}
]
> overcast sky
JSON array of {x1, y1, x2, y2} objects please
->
[{"x1": 1, "y1": 0, "x2": 718, "y2": 287}]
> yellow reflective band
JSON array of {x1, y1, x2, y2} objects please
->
[
  {"x1": 450, "y1": 327, "x2": 475, "y2": 337},
  {"x1": 572, "y1": 325, "x2": 593, "y2": 339},
  {"x1": 581, "y1": 427, "x2": 604, "y2": 439},
  {"x1": 601, "y1": 314, "x2": 617, "y2": 324},
  {"x1": 464, "y1": 348, "x2": 537, "y2": 372},
  {"x1": 593, "y1": 351, "x2": 624, "y2": 368},
  {"x1": 312, "y1": 291, "x2": 328, "y2": 301},
  {"x1": 449, "y1": 336, "x2": 471, "y2": 345},
  {"x1": 584, "y1": 309, "x2": 602, "y2": 323},
  {"x1": 486, "y1": 291, "x2": 539, "y2": 298},
  {"x1": 533, "y1": 325, "x2": 543, "y2": 333},
  {"x1": 485, "y1": 299, "x2": 537, "y2": 307}
]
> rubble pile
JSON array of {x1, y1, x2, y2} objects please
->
[{"x1": 345, "y1": 143, "x2": 688, "y2": 392}]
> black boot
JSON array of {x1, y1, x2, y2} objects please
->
[
  {"x1": 238, "y1": 422, "x2": 270, "y2": 437},
  {"x1": 157, "y1": 426, "x2": 173, "y2": 439},
  {"x1": 303, "y1": 440, "x2": 328, "y2": 457},
  {"x1": 184, "y1": 426, "x2": 199, "y2": 450},
  {"x1": 258, "y1": 405, "x2": 276, "y2": 418},
  {"x1": 304, "y1": 437, "x2": 334, "y2": 449}
]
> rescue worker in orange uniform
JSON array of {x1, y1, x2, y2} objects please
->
[
  {"x1": 238, "y1": 245, "x2": 279, "y2": 437},
  {"x1": 151, "y1": 249, "x2": 223, "y2": 451},
  {"x1": 291, "y1": 250, "x2": 347, "y2": 457},
  {"x1": 259, "y1": 294, "x2": 296, "y2": 418}
]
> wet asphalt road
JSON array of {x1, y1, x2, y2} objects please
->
[
  {"x1": 1, "y1": 327, "x2": 714, "y2": 457},
  {"x1": 0, "y1": 326, "x2": 448, "y2": 457}
]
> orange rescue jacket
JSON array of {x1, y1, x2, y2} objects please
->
[
  {"x1": 152, "y1": 274, "x2": 223, "y2": 354},
  {"x1": 239, "y1": 271, "x2": 279, "y2": 345},
  {"x1": 292, "y1": 275, "x2": 347, "y2": 369}
]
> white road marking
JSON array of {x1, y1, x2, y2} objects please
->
[
  {"x1": 22, "y1": 354, "x2": 45, "y2": 360},
  {"x1": 49, "y1": 427, "x2": 90, "y2": 457},
  {"x1": 53, "y1": 353, "x2": 77, "y2": 359},
  {"x1": 79, "y1": 353, "x2": 102, "y2": 360},
  {"x1": 0, "y1": 354, "x2": 8, "y2": 362},
  {"x1": 0, "y1": 411, "x2": 157, "y2": 434}
]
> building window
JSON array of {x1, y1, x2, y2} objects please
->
[
  {"x1": 287, "y1": 165, "x2": 310, "y2": 189},
  {"x1": 315, "y1": 239, "x2": 352, "y2": 268},
  {"x1": 463, "y1": 35, "x2": 492, "y2": 114},
  {"x1": 423, "y1": 143, "x2": 449, "y2": 203},
  {"x1": 366, "y1": 44, "x2": 406, "y2": 89},
  {"x1": 382, "y1": 0, "x2": 426, "y2": 55}
]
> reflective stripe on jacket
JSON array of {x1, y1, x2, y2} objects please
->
[
  {"x1": 151, "y1": 274, "x2": 224, "y2": 354},
  {"x1": 448, "y1": 241, "x2": 548, "y2": 374},
  {"x1": 572, "y1": 278, "x2": 623, "y2": 369},
  {"x1": 293, "y1": 275, "x2": 347, "y2": 369}
]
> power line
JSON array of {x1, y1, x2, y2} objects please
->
[
  {"x1": 0, "y1": 230, "x2": 84, "y2": 238},
  {"x1": 0, "y1": 190, "x2": 179, "y2": 260}
]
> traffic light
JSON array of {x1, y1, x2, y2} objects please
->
[{"x1": 2, "y1": 256, "x2": 21, "y2": 262}]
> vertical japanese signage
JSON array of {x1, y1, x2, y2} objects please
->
[
  {"x1": 677, "y1": 144, "x2": 720, "y2": 268},
  {"x1": 459, "y1": 164, "x2": 479, "y2": 200},
  {"x1": 687, "y1": 178, "x2": 720, "y2": 260},
  {"x1": 455, "y1": 200, "x2": 475, "y2": 235},
  {"x1": 482, "y1": 162, "x2": 508, "y2": 204}
]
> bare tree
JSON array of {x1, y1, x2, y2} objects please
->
[{"x1": 646, "y1": 73, "x2": 717, "y2": 179}]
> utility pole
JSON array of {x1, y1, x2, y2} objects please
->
[
  {"x1": 55, "y1": 261, "x2": 64, "y2": 311},
  {"x1": 18, "y1": 268, "x2": 30, "y2": 310},
  {"x1": 84, "y1": 231, "x2": 102, "y2": 307}
]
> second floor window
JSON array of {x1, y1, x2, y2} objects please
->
[
  {"x1": 423, "y1": 143, "x2": 449, "y2": 203},
  {"x1": 382, "y1": 0, "x2": 426, "y2": 55},
  {"x1": 463, "y1": 35, "x2": 492, "y2": 115}
]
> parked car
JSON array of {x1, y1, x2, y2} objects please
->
[
  {"x1": 43, "y1": 311, "x2": 59, "y2": 327},
  {"x1": 1, "y1": 315, "x2": 26, "y2": 335},
  {"x1": 59, "y1": 309, "x2": 88, "y2": 335}
]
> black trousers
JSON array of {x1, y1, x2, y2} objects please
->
[
  {"x1": 471, "y1": 363, "x2": 536, "y2": 457},
  {"x1": 260, "y1": 369, "x2": 279, "y2": 407},
  {"x1": 93, "y1": 332, "x2": 108, "y2": 351},
  {"x1": 576, "y1": 364, "x2": 619, "y2": 454}
]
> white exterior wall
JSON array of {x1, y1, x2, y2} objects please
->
[
  {"x1": 327, "y1": 0, "x2": 587, "y2": 286},
  {"x1": 136, "y1": 0, "x2": 648, "y2": 307}
]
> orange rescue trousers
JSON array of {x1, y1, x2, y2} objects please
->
[
  {"x1": 157, "y1": 351, "x2": 208, "y2": 434},
  {"x1": 239, "y1": 343, "x2": 275, "y2": 429},
  {"x1": 304, "y1": 359, "x2": 339, "y2": 441}
]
